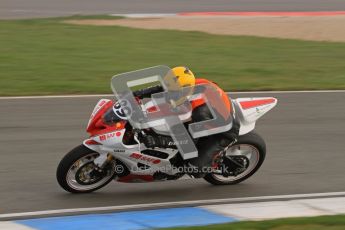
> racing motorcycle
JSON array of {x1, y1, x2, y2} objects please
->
[{"x1": 56, "y1": 76, "x2": 277, "y2": 194}]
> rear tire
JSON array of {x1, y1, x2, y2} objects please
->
[
  {"x1": 56, "y1": 145, "x2": 116, "y2": 193},
  {"x1": 204, "y1": 132, "x2": 266, "y2": 185}
]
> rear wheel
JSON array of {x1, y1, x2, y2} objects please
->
[
  {"x1": 204, "y1": 132, "x2": 266, "y2": 185},
  {"x1": 56, "y1": 145, "x2": 116, "y2": 193}
]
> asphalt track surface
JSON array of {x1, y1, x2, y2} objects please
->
[
  {"x1": 2, "y1": 0, "x2": 345, "y2": 19},
  {"x1": 0, "y1": 92, "x2": 345, "y2": 215}
]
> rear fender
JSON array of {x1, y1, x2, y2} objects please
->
[{"x1": 232, "y1": 97, "x2": 277, "y2": 135}]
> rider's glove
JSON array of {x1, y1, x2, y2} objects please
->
[
  {"x1": 133, "y1": 85, "x2": 164, "y2": 99},
  {"x1": 140, "y1": 135, "x2": 176, "y2": 149},
  {"x1": 141, "y1": 135, "x2": 157, "y2": 148}
]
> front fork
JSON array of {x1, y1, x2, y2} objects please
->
[{"x1": 94, "y1": 153, "x2": 114, "y2": 170}]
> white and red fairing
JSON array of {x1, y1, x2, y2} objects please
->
[
  {"x1": 232, "y1": 97, "x2": 277, "y2": 135},
  {"x1": 83, "y1": 99, "x2": 177, "y2": 183},
  {"x1": 82, "y1": 97, "x2": 277, "y2": 183},
  {"x1": 84, "y1": 99, "x2": 128, "y2": 149},
  {"x1": 84, "y1": 97, "x2": 277, "y2": 144}
]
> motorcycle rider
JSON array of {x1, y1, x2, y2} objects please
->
[{"x1": 133, "y1": 66, "x2": 239, "y2": 176}]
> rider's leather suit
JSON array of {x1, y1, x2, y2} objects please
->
[{"x1": 133, "y1": 79, "x2": 240, "y2": 176}]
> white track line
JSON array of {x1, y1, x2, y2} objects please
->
[
  {"x1": 1, "y1": 191, "x2": 345, "y2": 219},
  {"x1": 1, "y1": 90, "x2": 345, "y2": 100},
  {"x1": 201, "y1": 196, "x2": 345, "y2": 220},
  {"x1": 0, "y1": 222, "x2": 34, "y2": 230}
]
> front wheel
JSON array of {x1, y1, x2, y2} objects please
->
[
  {"x1": 204, "y1": 132, "x2": 266, "y2": 185},
  {"x1": 56, "y1": 145, "x2": 116, "y2": 193}
]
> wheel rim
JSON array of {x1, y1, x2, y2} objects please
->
[
  {"x1": 212, "y1": 144, "x2": 260, "y2": 182},
  {"x1": 66, "y1": 153, "x2": 115, "y2": 191}
]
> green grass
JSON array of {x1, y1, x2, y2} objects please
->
[
  {"x1": 163, "y1": 215, "x2": 345, "y2": 230},
  {"x1": 1, "y1": 16, "x2": 345, "y2": 95}
]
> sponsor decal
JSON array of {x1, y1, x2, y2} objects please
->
[
  {"x1": 130, "y1": 153, "x2": 161, "y2": 164},
  {"x1": 99, "y1": 132, "x2": 120, "y2": 141},
  {"x1": 168, "y1": 140, "x2": 188, "y2": 146},
  {"x1": 114, "y1": 149, "x2": 125, "y2": 153}
]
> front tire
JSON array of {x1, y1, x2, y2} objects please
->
[
  {"x1": 204, "y1": 132, "x2": 266, "y2": 185},
  {"x1": 56, "y1": 145, "x2": 116, "y2": 193}
]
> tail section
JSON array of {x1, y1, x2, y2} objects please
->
[{"x1": 232, "y1": 97, "x2": 277, "y2": 135}]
